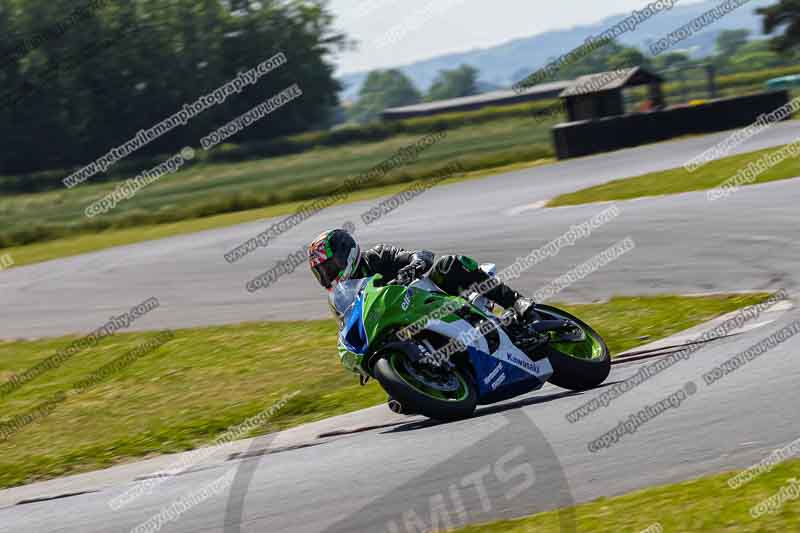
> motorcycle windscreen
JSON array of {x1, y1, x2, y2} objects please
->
[
  {"x1": 331, "y1": 278, "x2": 370, "y2": 354},
  {"x1": 330, "y1": 277, "x2": 369, "y2": 316}
]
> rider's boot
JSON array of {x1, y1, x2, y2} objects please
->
[
  {"x1": 512, "y1": 297, "x2": 538, "y2": 323},
  {"x1": 482, "y1": 282, "x2": 538, "y2": 323}
]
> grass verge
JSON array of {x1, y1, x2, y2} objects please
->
[
  {"x1": 547, "y1": 143, "x2": 800, "y2": 207},
  {"x1": 454, "y1": 457, "x2": 800, "y2": 532},
  {"x1": 1, "y1": 156, "x2": 552, "y2": 268},
  {"x1": 0, "y1": 292, "x2": 769, "y2": 489},
  {"x1": 0, "y1": 113, "x2": 559, "y2": 252}
]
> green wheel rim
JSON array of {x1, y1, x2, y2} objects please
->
[
  {"x1": 550, "y1": 332, "x2": 605, "y2": 362},
  {"x1": 388, "y1": 353, "x2": 470, "y2": 402},
  {"x1": 542, "y1": 309, "x2": 606, "y2": 362}
]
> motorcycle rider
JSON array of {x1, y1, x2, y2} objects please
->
[{"x1": 307, "y1": 228, "x2": 538, "y2": 321}]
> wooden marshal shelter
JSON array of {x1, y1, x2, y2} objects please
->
[{"x1": 552, "y1": 66, "x2": 790, "y2": 159}]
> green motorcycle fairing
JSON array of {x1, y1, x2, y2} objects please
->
[
  {"x1": 333, "y1": 273, "x2": 559, "y2": 404},
  {"x1": 333, "y1": 275, "x2": 484, "y2": 376}
]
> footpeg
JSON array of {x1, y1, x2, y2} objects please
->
[{"x1": 515, "y1": 332, "x2": 550, "y2": 354}]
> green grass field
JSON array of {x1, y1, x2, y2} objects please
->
[
  {"x1": 0, "y1": 114, "x2": 559, "y2": 252},
  {"x1": 548, "y1": 142, "x2": 800, "y2": 207},
  {"x1": 0, "y1": 157, "x2": 552, "y2": 268},
  {"x1": 2, "y1": 84, "x2": 796, "y2": 267},
  {"x1": 0, "y1": 292, "x2": 768, "y2": 489},
  {"x1": 455, "y1": 457, "x2": 800, "y2": 532}
]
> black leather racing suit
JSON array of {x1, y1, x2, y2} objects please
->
[{"x1": 355, "y1": 244, "x2": 523, "y2": 309}]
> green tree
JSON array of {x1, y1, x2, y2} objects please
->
[
  {"x1": 0, "y1": 0, "x2": 347, "y2": 176},
  {"x1": 426, "y1": 65, "x2": 479, "y2": 102},
  {"x1": 652, "y1": 52, "x2": 692, "y2": 70},
  {"x1": 716, "y1": 29, "x2": 751, "y2": 56},
  {"x1": 607, "y1": 48, "x2": 651, "y2": 70},
  {"x1": 758, "y1": 0, "x2": 800, "y2": 53},
  {"x1": 557, "y1": 41, "x2": 631, "y2": 79},
  {"x1": 724, "y1": 39, "x2": 793, "y2": 71},
  {"x1": 348, "y1": 69, "x2": 422, "y2": 123}
]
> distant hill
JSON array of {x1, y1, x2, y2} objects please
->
[{"x1": 338, "y1": 0, "x2": 773, "y2": 100}]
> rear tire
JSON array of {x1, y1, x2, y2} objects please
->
[
  {"x1": 374, "y1": 354, "x2": 477, "y2": 421},
  {"x1": 535, "y1": 305, "x2": 611, "y2": 391}
]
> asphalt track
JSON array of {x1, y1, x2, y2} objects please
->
[
  {"x1": 1, "y1": 123, "x2": 800, "y2": 532},
  {"x1": 1, "y1": 121, "x2": 799, "y2": 338},
  {"x1": 2, "y1": 311, "x2": 799, "y2": 533}
]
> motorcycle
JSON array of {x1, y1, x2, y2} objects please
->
[{"x1": 331, "y1": 264, "x2": 611, "y2": 421}]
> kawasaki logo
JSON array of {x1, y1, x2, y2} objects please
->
[{"x1": 506, "y1": 352, "x2": 540, "y2": 375}]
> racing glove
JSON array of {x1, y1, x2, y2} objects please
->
[{"x1": 389, "y1": 260, "x2": 429, "y2": 286}]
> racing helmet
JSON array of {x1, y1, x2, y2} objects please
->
[{"x1": 308, "y1": 229, "x2": 361, "y2": 290}]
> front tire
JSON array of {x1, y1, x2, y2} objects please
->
[
  {"x1": 374, "y1": 353, "x2": 477, "y2": 421},
  {"x1": 535, "y1": 305, "x2": 611, "y2": 391}
]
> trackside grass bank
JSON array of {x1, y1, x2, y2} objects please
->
[
  {"x1": 454, "y1": 458, "x2": 800, "y2": 532},
  {"x1": 0, "y1": 116, "x2": 559, "y2": 253},
  {"x1": 0, "y1": 293, "x2": 768, "y2": 489},
  {"x1": 0, "y1": 157, "x2": 552, "y2": 269},
  {"x1": 548, "y1": 143, "x2": 800, "y2": 207}
]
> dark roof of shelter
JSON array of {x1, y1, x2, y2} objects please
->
[
  {"x1": 559, "y1": 67, "x2": 663, "y2": 97},
  {"x1": 382, "y1": 81, "x2": 571, "y2": 115}
]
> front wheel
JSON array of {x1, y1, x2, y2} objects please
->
[
  {"x1": 535, "y1": 304, "x2": 611, "y2": 391},
  {"x1": 374, "y1": 352, "x2": 477, "y2": 421}
]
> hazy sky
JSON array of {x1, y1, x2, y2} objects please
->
[{"x1": 329, "y1": 0, "x2": 705, "y2": 74}]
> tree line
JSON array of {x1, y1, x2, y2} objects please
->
[
  {"x1": 4, "y1": 0, "x2": 800, "y2": 175},
  {"x1": 0, "y1": 0, "x2": 345, "y2": 177}
]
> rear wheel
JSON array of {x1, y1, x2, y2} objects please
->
[
  {"x1": 374, "y1": 352, "x2": 477, "y2": 421},
  {"x1": 535, "y1": 305, "x2": 610, "y2": 391}
]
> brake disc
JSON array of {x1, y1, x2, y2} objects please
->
[{"x1": 400, "y1": 358, "x2": 461, "y2": 392}]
